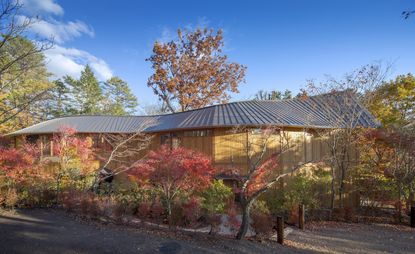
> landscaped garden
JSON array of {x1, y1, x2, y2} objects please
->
[{"x1": 1, "y1": 0, "x2": 415, "y2": 253}]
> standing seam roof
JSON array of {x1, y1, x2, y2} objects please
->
[{"x1": 7, "y1": 91, "x2": 380, "y2": 136}]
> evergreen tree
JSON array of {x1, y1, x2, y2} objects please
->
[
  {"x1": 102, "y1": 77, "x2": 138, "y2": 115},
  {"x1": 47, "y1": 79, "x2": 75, "y2": 118},
  {"x1": 64, "y1": 65, "x2": 103, "y2": 114}
]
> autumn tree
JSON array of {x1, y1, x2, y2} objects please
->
[
  {"x1": 0, "y1": 143, "x2": 40, "y2": 186},
  {"x1": 384, "y1": 129, "x2": 415, "y2": 215},
  {"x1": 222, "y1": 126, "x2": 314, "y2": 239},
  {"x1": 354, "y1": 129, "x2": 394, "y2": 209},
  {"x1": 359, "y1": 128, "x2": 415, "y2": 219},
  {"x1": 101, "y1": 77, "x2": 138, "y2": 115},
  {"x1": 306, "y1": 64, "x2": 389, "y2": 209},
  {"x1": 51, "y1": 127, "x2": 98, "y2": 202},
  {"x1": 130, "y1": 145, "x2": 214, "y2": 223},
  {"x1": 147, "y1": 28, "x2": 246, "y2": 113},
  {"x1": 92, "y1": 121, "x2": 154, "y2": 192},
  {"x1": 0, "y1": 0, "x2": 53, "y2": 132},
  {"x1": 368, "y1": 73, "x2": 415, "y2": 128}
]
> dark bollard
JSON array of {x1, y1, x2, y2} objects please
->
[
  {"x1": 277, "y1": 216, "x2": 284, "y2": 245},
  {"x1": 299, "y1": 204, "x2": 305, "y2": 230},
  {"x1": 411, "y1": 206, "x2": 415, "y2": 228}
]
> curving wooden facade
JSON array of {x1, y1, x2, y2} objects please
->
[{"x1": 9, "y1": 92, "x2": 376, "y2": 208}]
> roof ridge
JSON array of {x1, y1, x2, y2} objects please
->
[
  {"x1": 7, "y1": 90, "x2": 379, "y2": 137},
  {"x1": 42, "y1": 91, "x2": 353, "y2": 120}
]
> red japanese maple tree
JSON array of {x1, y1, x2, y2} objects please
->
[
  {"x1": 130, "y1": 145, "x2": 214, "y2": 221},
  {"x1": 0, "y1": 143, "x2": 39, "y2": 183},
  {"x1": 51, "y1": 126, "x2": 97, "y2": 201}
]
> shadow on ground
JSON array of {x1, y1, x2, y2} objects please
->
[{"x1": 0, "y1": 209, "x2": 297, "y2": 254}]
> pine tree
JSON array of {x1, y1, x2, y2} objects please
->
[
  {"x1": 102, "y1": 77, "x2": 138, "y2": 115},
  {"x1": 64, "y1": 65, "x2": 103, "y2": 114},
  {"x1": 48, "y1": 79, "x2": 75, "y2": 118}
]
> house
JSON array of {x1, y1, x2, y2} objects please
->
[{"x1": 7, "y1": 91, "x2": 379, "y2": 207}]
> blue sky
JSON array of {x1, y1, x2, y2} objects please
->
[{"x1": 21, "y1": 0, "x2": 415, "y2": 110}]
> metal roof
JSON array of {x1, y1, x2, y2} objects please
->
[{"x1": 7, "y1": 91, "x2": 380, "y2": 136}]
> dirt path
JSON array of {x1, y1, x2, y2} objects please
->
[
  {"x1": 0, "y1": 209, "x2": 291, "y2": 254},
  {"x1": 286, "y1": 221, "x2": 415, "y2": 254}
]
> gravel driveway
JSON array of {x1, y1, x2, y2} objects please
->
[
  {"x1": 1, "y1": 209, "x2": 414, "y2": 254},
  {"x1": 0, "y1": 209, "x2": 289, "y2": 254},
  {"x1": 286, "y1": 221, "x2": 415, "y2": 254}
]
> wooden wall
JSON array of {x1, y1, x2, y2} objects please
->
[
  {"x1": 212, "y1": 128, "x2": 325, "y2": 173},
  {"x1": 16, "y1": 128, "x2": 339, "y2": 173},
  {"x1": 16, "y1": 126, "x2": 360, "y2": 207}
]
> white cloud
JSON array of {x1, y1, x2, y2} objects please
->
[
  {"x1": 17, "y1": 0, "x2": 113, "y2": 81},
  {"x1": 20, "y1": 0, "x2": 64, "y2": 16},
  {"x1": 45, "y1": 45, "x2": 113, "y2": 80},
  {"x1": 18, "y1": 16, "x2": 94, "y2": 43}
]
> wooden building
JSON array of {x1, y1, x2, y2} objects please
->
[{"x1": 7, "y1": 91, "x2": 379, "y2": 207}]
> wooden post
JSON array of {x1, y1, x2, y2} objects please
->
[
  {"x1": 277, "y1": 216, "x2": 284, "y2": 245},
  {"x1": 411, "y1": 206, "x2": 415, "y2": 228},
  {"x1": 299, "y1": 204, "x2": 305, "y2": 230},
  {"x1": 40, "y1": 137, "x2": 44, "y2": 158}
]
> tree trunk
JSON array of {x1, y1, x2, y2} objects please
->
[
  {"x1": 407, "y1": 190, "x2": 414, "y2": 212},
  {"x1": 166, "y1": 197, "x2": 173, "y2": 226},
  {"x1": 339, "y1": 166, "x2": 345, "y2": 208},
  {"x1": 330, "y1": 167, "x2": 336, "y2": 210},
  {"x1": 56, "y1": 174, "x2": 62, "y2": 205},
  {"x1": 398, "y1": 182, "x2": 402, "y2": 223},
  {"x1": 236, "y1": 198, "x2": 253, "y2": 240}
]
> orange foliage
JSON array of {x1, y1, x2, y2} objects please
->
[{"x1": 147, "y1": 28, "x2": 246, "y2": 112}]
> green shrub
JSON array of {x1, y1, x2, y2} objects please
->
[
  {"x1": 284, "y1": 172, "x2": 319, "y2": 209},
  {"x1": 200, "y1": 180, "x2": 233, "y2": 215},
  {"x1": 262, "y1": 169, "x2": 331, "y2": 214}
]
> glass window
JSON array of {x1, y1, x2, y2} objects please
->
[
  {"x1": 26, "y1": 135, "x2": 39, "y2": 144},
  {"x1": 172, "y1": 137, "x2": 181, "y2": 148},
  {"x1": 183, "y1": 130, "x2": 212, "y2": 137},
  {"x1": 160, "y1": 135, "x2": 170, "y2": 145}
]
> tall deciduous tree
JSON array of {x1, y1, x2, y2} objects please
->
[
  {"x1": 64, "y1": 65, "x2": 103, "y2": 115},
  {"x1": 147, "y1": 28, "x2": 246, "y2": 113},
  {"x1": 224, "y1": 126, "x2": 314, "y2": 239},
  {"x1": 306, "y1": 64, "x2": 389, "y2": 209},
  {"x1": 359, "y1": 128, "x2": 415, "y2": 219},
  {"x1": 102, "y1": 77, "x2": 138, "y2": 115},
  {"x1": 0, "y1": 0, "x2": 53, "y2": 132},
  {"x1": 368, "y1": 74, "x2": 415, "y2": 128},
  {"x1": 0, "y1": 36, "x2": 53, "y2": 132}
]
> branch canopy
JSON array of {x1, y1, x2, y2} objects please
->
[{"x1": 146, "y1": 28, "x2": 246, "y2": 113}]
